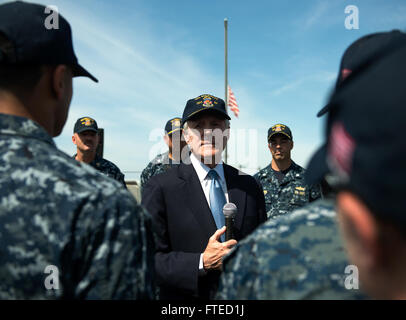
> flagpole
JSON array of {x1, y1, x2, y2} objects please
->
[{"x1": 224, "y1": 18, "x2": 228, "y2": 164}]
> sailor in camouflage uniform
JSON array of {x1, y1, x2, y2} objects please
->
[
  {"x1": 0, "y1": 1, "x2": 155, "y2": 299},
  {"x1": 307, "y1": 31, "x2": 406, "y2": 300},
  {"x1": 72, "y1": 117, "x2": 127, "y2": 188},
  {"x1": 254, "y1": 124, "x2": 320, "y2": 218},
  {"x1": 140, "y1": 117, "x2": 186, "y2": 193},
  {"x1": 216, "y1": 31, "x2": 406, "y2": 301},
  {"x1": 216, "y1": 197, "x2": 366, "y2": 299}
]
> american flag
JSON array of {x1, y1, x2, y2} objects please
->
[{"x1": 227, "y1": 85, "x2": 239, "y2": 118}]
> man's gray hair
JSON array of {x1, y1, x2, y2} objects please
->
[{"x1": 183, "y1": 118, "x2": 230, "y2": 131}]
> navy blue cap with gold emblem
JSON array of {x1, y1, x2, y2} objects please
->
[
  {"x1": 0, "y1": 1, "x2": 98, "y2": 82},
  {"x1": 268, "y1": 124, "x2": 292, "y2": 141},
  {"x1": 74, "y1": 117, "x2": 98, "y2": 134},
  {"x1": 182, "y1": 94, "x2": 231, "y2": 125},
  {"x1": 165, "y1": 117, "x2": 182, "y2": 135}
]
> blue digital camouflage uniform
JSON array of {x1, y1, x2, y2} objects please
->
[
  {"x1": 0, "y1": 114, "x2": 156, "y2": 299},
  {"x1": 216, "y1": 199, "x2": 367, "y2": 300},
  {"x1": 73, "y1": 154, "x2": 126, "y2": 188},
  {"x1": 254, "y1": 161, "x2": 321, "y2": 219},
  {"x1": 140, "y1": 151, "x2": 179, "y2": 192}
]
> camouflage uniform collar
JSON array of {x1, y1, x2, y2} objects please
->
[
  {"x1": 279, "y1": 161, "x2": 303, "y2": 184},
  {"x1": 161, "y1": 151, "x2": 171, "y2": 164},
  {"x1": 0, "y1": 113, "x2": 56, "y2": 147},
  {"x1": 269, "y1": 161, "x2": 301, "y2": 172},
  {"x1": 260, "y1": 164, "x2": 278, "y2": 185},
  {"x1": 268, "y1": 161, "x2": 302, "y2": 185},
  {"x1": 71, "y1": 153, "x2": 99, "y2": 164},
  {"x1": 151, "y1": 152, "x2": 169, "y2": 165},
  {"x1": 288, "y1": 161, "x2": 302, "y2": 172},
  {"x1": 153, "y1": 151, "x2": 181, "y2": 165}
]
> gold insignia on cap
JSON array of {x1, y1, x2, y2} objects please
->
[
  {"x1": 273, "y1": 124, "x2": 286, "y2": 132},
  {"x1": 80, "y1": 117, "x2": 94, "y2": 126},
  {"x1": 202, "y1": 97, "x2": 214, "y2": 108},
  {"x1": 172, "y1": 119, "x2": 181, "y2": 127},
  {"x1": 195, "y1": 94, "x2": 219, "y2": 107}
]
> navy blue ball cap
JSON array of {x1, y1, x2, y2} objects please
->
[
  {"x1": 164, "y1": 117, "x2": 182, "y2": 135},
  {"x1": 0, "y1": 1, "x2": 98, "y2": 82},
  {"x1": 317, "y1": 30, "x2": 406, "y2": 117},
  {"x1": 182, "y1": 94, "x2": 230, "y2": 125},
  {"x1": 317, "y1": 45, "x2": 406, "y2": 226},
  {"x1": 74, "y1": 117, "x2": 98, "y2": 134},
  {"x1": 267, "y1": 123, "x2": 292, "y2": 141}
]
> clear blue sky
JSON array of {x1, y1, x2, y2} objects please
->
[{"x1": 5, "y1": 0, "x2": 406, "y2": 179}]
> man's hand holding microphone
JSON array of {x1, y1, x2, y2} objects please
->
[{"x1": 203, "y1": 203, "x2": 237, "y2": 271}]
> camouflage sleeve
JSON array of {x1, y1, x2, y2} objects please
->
[
  {"x1": 116, "y1": 171, "x2": 127, "y2": 189},
  {"x1": 215, "y1": 242, "x2": 260, "y2": 299},
  {"x1": 60, "y1": 188, "x2": 156, "y2": 299},
  {"x1": 216, "y1": 202, "x2": 367, "y2": 300},
  {"x1": 140, "y1": 163, "x2": 153, "y2": 192}
]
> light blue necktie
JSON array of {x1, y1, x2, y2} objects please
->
[{"x1": 208, "y1": 169, "x2": 226, "y2": 242}]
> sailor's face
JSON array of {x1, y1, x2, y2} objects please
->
[
  {"x1": 73, "y1": 130, "x2": 99, "y2": 152},
  {"x1": 269, "y1": 134, "x2": 293, "y2": 161}
]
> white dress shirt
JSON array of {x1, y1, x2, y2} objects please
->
[{"x1": 190, "y1": 152, "x2": 229, "y2": 275}]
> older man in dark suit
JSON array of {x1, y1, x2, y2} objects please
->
[{"x1": 142, "y1": 94, "x2": 267, "y2": 299}]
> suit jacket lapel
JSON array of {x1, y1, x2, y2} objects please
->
[
  {"x1": 178, "y1": 162, "x2": 218, "y2": 240},
  {"x1": 223, "y1": 164, "x2": 246, "y2": 232}
]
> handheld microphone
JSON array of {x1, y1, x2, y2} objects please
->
[{"x1": 223, "y1": 203, "x2": 237, "y2": 241}]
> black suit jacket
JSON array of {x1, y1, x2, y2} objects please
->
[{"x1": 142, "y1": 162, "x2": 267, "y2": 299}]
